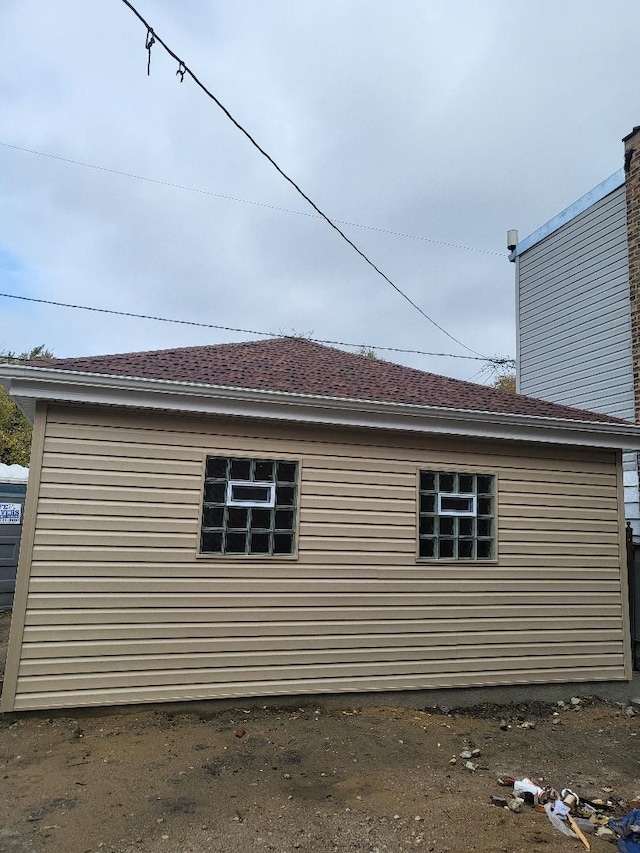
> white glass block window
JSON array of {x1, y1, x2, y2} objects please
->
[
  {"x1": 419, "y1": 471, "x2": 495, "y2": 560},
  {"x1": 201, "y1": 457, "x2": 298, "y2": 556}
]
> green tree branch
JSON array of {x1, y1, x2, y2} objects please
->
[{"x1": 0, "y1": 345, "x2": 53, "y2": 466}]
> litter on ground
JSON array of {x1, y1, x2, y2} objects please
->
[{"x1": 491, "y1": 773, "x2": 640, "y2": 851}]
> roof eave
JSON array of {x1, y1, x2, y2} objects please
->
[{"x1": 1, "y1": 364, "x2": 638, "y2": 451}]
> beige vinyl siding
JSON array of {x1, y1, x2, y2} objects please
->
[{"x1": 3, "y1": 403, "x2": 629, "y2": 711}]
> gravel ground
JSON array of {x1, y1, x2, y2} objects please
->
[{"x1": 0, "y1": 612, "x2": 638, "y2": 853}]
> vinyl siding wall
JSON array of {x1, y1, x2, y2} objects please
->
[
  {"x1": 2, "y1": 403, "x2": 630, "y2": 711},
  {"x1": 516, "y1": 185, "x2": 639, "y2": 534},
  {"x1": 518, "y1": 185, "x2": 632, "y2": 417}
]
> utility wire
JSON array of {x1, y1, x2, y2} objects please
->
[
  {"x1": 0, "y1": 141, "x2": 502, "y2": 257},
  {"x1": 0, "y1": 291, "x2": 514, "y2": 367},
  {"x1": 118, "y1": 0, "x2": 485, "y2": 359},
  {"x1": 0, "y1": 140, "x2": 514, "y2": 369}
]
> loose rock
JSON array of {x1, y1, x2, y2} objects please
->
[{"x1": 595, "y1": 826, "x2": 617, "y2": 841}]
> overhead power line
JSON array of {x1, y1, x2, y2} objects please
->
[
  {"x1": 118, "y1": 0, "x2": 485, "y2": 359},
  {"x1": 0, "y1": 291, "x2": 514, "y2": 368},
  {"x1": 0, "y1": 141, "x2": 502, "y2": 257}
]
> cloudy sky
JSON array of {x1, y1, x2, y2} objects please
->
[{"x1": 0, "y1": 0, "x2": 638, "y2": 382}]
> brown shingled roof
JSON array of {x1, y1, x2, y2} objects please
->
[{"x1": 24, "y1": 337, "x2": 623, "y2": 424}]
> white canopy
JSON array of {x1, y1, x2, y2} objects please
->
[{"x1": 0, "y1": 463, "x2": 29, "y2": 484}]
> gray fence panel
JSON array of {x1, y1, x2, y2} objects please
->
[{"x1": 0, "y1": 482, "x2": 27, "y2": 610}]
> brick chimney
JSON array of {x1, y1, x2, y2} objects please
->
[{"x1": 625, "y1": 125, "x2": 640, "y2": 422}]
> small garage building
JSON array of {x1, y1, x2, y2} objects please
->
[{"x1": 1, "y1": 337, "x2": 639, "y2": 712}]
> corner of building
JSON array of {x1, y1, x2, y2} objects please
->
[{"x1": 624, "y1": 126, "x2": 640, "y2": 423}]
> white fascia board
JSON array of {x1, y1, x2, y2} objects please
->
[
  {"x1": 508, "y1": 169, "x2": 625, "y2": 261},
  {"x1": 2, "y1": 364, "x2": 640, "y2": 451}
]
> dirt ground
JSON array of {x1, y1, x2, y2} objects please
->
[{"x1": 0, "y1": 612, "x2": 638, "y2": 853}]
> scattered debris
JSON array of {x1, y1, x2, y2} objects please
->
[
  {"x1": 490, "y1": 771, "x2": 638, "y2": 849},
  {"x1": 561, "y1": 789, "x2": 579, "y2": 809},
  {"x1": 448, "y1": 757, "x2": 457, "y2": 765},
  {"x1": 513, "y1": 778, "x2": 546, "y2": 806},
  {"x1": 463, "y1": 761, "x2": 478, "y2": 771},
  {"x1": 571, "y1": 697, "x2": 582, "y2": 706},
  {"x1": 595, "y1": 825, "x2": 616, "y2": 841},
  {"x1": 234, "y1": 729, "x2": 246, "y2": 738},
  {"x1": 459, "y1": 749, "x2": 473, "y2": 760},
  {"x1": 607, "y1": 809, "x2": 640, "y2": 852},
  {"x1": 567, "y1": 812, "x2": 592, "y2": 850},
  {"x1": 499, "y1": 719, "x2": 509, "y2": 730},
  {"x1": 545, "y1": 801, "x2": 579, "y2": 838},
  {"x1": 519, "y1": 721, "x2": 535, "y2": 730}
]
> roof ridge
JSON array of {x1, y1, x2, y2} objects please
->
[{"x1": 39, "y1": 335, "x2": 341, "y2": 364}]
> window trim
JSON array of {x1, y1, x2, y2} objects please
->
[
  {"x1": 415, "y1": 466, "x2": 499, "y2": 564},
  {"x1": 196, "y1": 452, "x2": 302, "y2": 560},
  {"x1": 437, "y1": 493, "x2": 477, "y2": 517},
  {"x1": 226, "y1": 480, "x2": 276, "y2": 508}
]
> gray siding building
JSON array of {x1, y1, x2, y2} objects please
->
[
  {"x1": 511, "y1": 130, "x2": 640, "y2": 540},
  {"x1": 516, "y1": 176, "x2": 632, "y2": 419}
]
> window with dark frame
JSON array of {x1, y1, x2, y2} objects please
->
[
  {"x1": 200, "y1": 456, "x2": 298, "y2": 556},
  {"x1": 418, "y1": 470, "x2": 495, "y2": 560}
]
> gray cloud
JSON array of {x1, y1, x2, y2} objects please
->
[{"x1": 1, "y1": 0, "x2": 638, "y2": 381}]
